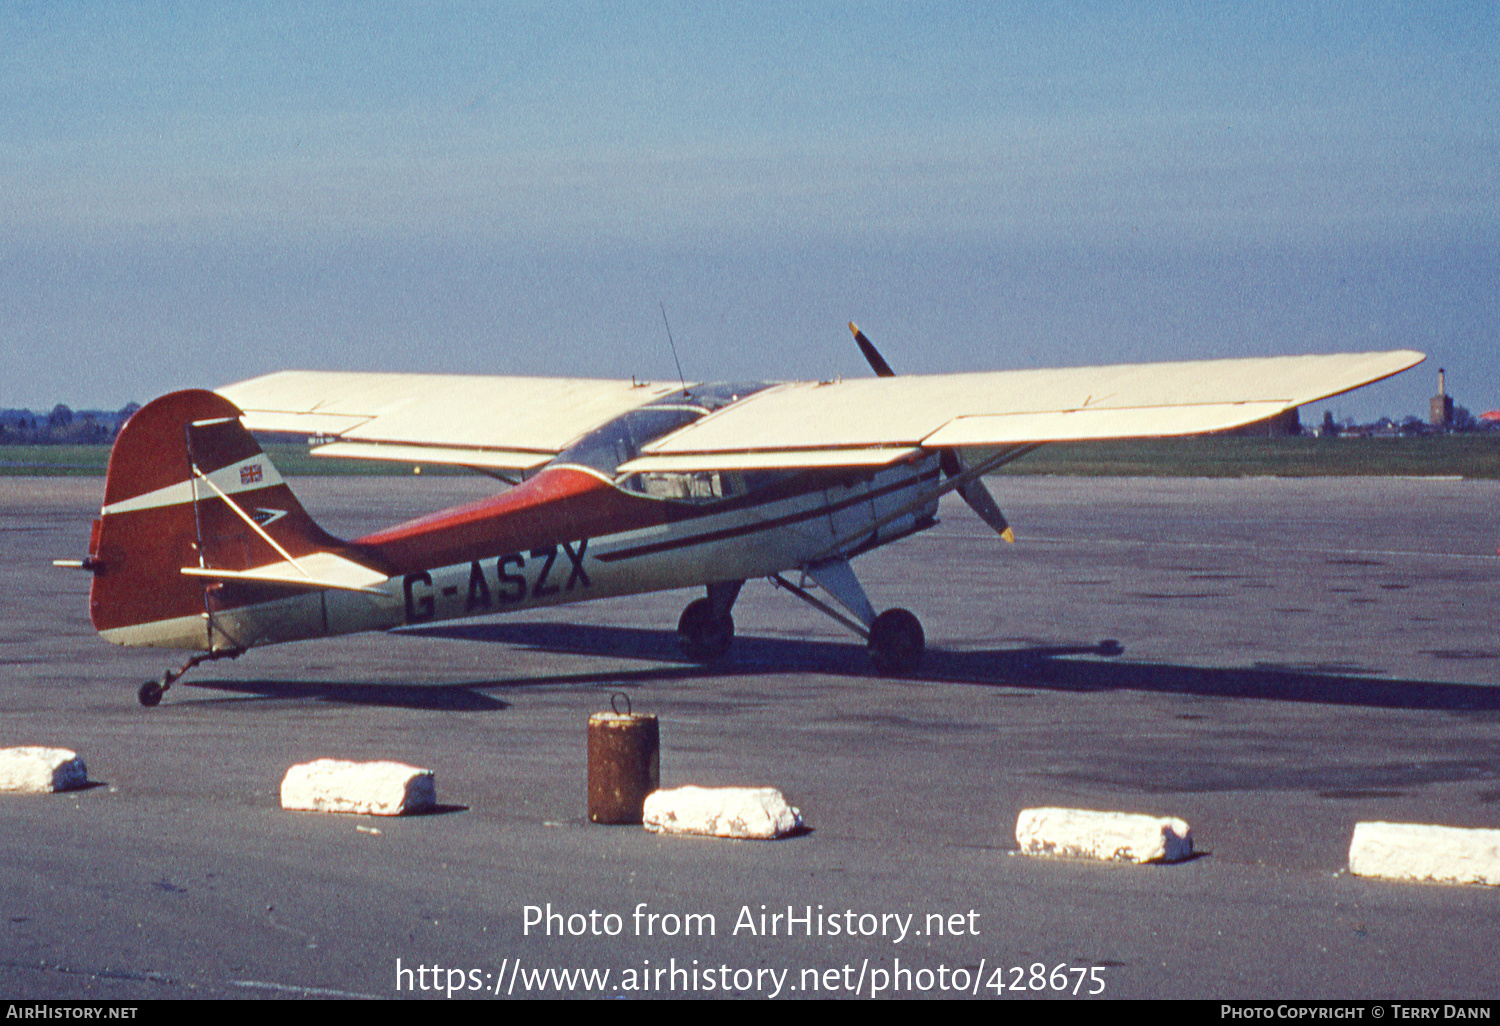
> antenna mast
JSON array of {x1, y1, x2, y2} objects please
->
[{"x1": 660, "y1": 302, "x2": 687, "y2": 390}]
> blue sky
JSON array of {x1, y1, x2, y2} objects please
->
[{"x1": 3, "y1": 2, "x2": 1496, "y2": 421}]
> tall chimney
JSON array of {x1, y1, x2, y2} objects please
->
[{"x1": 1431, "y1": 368, "x2": 1454, "y2": 428}]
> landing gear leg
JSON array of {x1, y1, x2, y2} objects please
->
[
  {"x1": 677, "y1": 581, "x2": 742, "y2": 662},
  {"x1": 137, "y1": 647, "x2": 244, "y2": 707}
]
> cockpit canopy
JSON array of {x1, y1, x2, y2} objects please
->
[{"x1": 551, "y1": 382, "x2": 776, "y2": 502}]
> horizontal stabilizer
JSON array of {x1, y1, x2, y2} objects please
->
[{"x1": 182, "y1": 552, "x2": 390, "y2": 595}]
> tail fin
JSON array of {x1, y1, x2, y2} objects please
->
[{"x1": 89, "y1": 390, "x2": 351, "y2": 650}]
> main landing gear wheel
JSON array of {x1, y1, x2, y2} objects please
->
[
  {"x1": 138, "y1": 680, "x2": 164, "y2": 707},
  {"x1": 677, "y1": 598, "x2": 735, "y2": 663},
  {"x1": 868, "y1": 608, "x2": 924, "y2": 675}
]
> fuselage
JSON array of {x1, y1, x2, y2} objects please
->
[
  {"x1": 191, "y1": 454, "x2": 942, "y2": 653},
  {"x1": 92, "y1": 383, "x2": 942, "y2": 654}
]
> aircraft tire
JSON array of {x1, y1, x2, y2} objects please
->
[
  {"x1": 868, "y1": 608, "x2": 924, "y2": 674},
  {"x1": 138, "y1": 680, "x2": 163, "y2": 707},
  {"x1": 677, "y1": 598, "x2": 734, "y2": 662}
]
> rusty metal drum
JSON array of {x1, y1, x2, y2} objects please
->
[{"x1": 587, "y1": 695, "x2": 659, "y2": 824}]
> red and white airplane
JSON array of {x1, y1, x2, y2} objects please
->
[{"x1": 60, "y1": 326, "x2": 1422, "y2": 706}]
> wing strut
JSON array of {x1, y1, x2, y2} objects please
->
[{"x1": 770, "y1": 573, "x2": 871, "y2": 640}]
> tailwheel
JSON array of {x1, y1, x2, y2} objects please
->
[
  {"x1": 677, "y1": 598, "x2": 735, "y2": 663},
  {"x1": 135, "y1": 647, "x2": 244, "y2": 707},
  {"x1": 868, "y1": 608, "x2": 924, "y2": 674}
]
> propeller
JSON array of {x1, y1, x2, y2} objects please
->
[
  {"x1": 850, "y1": 322, "x2": 896, "y2": 378},
  {"x1": 848, "y1": 323, "x2": 1015, "y2": 543}
]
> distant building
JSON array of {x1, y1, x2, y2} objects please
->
[{"x1": 1430, "y1": 368, "x2": 1454, "y2": 429}]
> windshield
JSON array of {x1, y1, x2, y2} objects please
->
[
  {"x1": 556, "y1": 406, "x2": 705, "y2": 475},
  {"x1": 552, "y1": 381, "x2": 773, "y2": 477},
  {"x1": 549, "y1": 382, "x2": 781, "y2": 503}
]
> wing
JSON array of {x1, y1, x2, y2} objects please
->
[
  {"x1": 617, "y1": 350, "x2": 1425, "y2": 472},
  {"x1": 217, "y1": 350, "x2": 1423, "y2": 474},
  {"x1": 217, "y1": 370, "x2": 692, "y2": 471}
]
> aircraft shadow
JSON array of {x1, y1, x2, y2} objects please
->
[
  {"x1": 180, "y1": 680, "x2": 514, "y2": 711},
  {"x1": 179, "y1": 643, "x2": 713, "y2": 708},
  {"x1": 403, "y1": 621, "x2": 1500, "y2": 714}
]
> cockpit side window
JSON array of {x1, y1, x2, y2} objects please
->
[
  {"x1": 619, "y1": 469, "x2": 735, "y2": 502},
  {"x1": 616, "y1": 467, "x2": 790, "y2": 504}
]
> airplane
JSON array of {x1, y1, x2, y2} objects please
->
[{"x1": 57, "y1": 325, "x2": 1423, "y2": 706}]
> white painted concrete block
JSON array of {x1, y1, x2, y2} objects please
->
[
  {"x1": 0, "y1": 747, "x2": 88, "y2": 793},
  {"x1": 1016, "y1": 807, "x2": 1193, "y2": 864},
  {"x1": 280, "y1": 759, "x2": 435, "y2": 816},
  {"x1": 1349, "y1": 821, "x2": 1500, "y2": 886},
  {"x1": 642, "y1": 786, "x2": 804, "y2": 839}
]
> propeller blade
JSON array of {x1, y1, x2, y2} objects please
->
[
  {"x1": 939, "y1": 450, "x2": 1015, "y2": 542},
  {"x1": 848, "y1": 322, "x2": 896, "y2": 378},
  {"x1": 959, "y1": 477, "x2": 1015, "y2": 543}
]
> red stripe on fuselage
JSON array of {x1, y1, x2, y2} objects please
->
[
  {"x1": 350, "y1": 467, "x2": 667, "y2": 576},
  {"x1": 350, "y1": 461, "x2": 938, "y2": 577}
]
